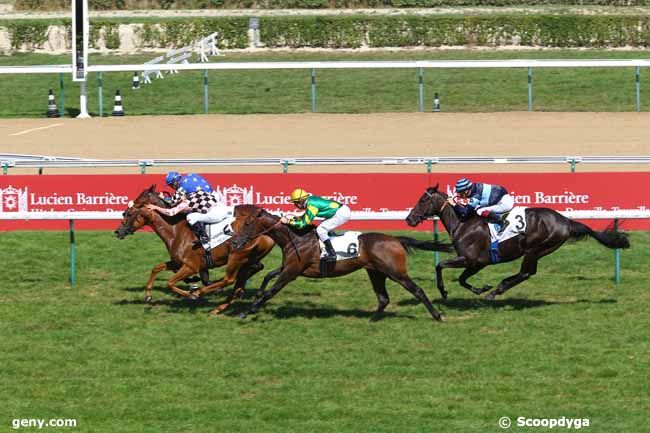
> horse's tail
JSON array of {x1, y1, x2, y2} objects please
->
[
  {"x1": 397, "y1": 236, "x2": 453, "y2": 254},
  {"x1": 568, "y1": 219, "x2": 630, "y2": 250}
]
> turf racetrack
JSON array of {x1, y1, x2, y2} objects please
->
[{"x1": 1, "y1": 230, "x2": 647, "y2": 433}]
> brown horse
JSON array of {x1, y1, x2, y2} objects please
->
[
  {"x1": 114, "y1": 185, "x2": 275, "y2": 314},
  {"x1": 406, "y1": 184, "x2": 630, "y2": 301},
  {"x1": 230, "y1": 205, "x2": 453, "y2": 321}
]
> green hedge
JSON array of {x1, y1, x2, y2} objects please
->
[
  {"x1": 4, "y1": 15, "x2": 650, "y2": 50},
  {"x1": 138, "y1": 18, "x2": 249, "y2": 48},
  {"x1": 13, "y1": 0, "x2": 650, "y2": 11}
]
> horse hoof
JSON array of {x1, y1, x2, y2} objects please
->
[
  {"x1": 485, "y1": 292, "x2": 496, "y2": 301},
  {"x1": 239, "y1": 312, "x2": 247, "y2": 319},
  {"x1": 482, "y1": 285, "x2": 493, "y2": 293},
  {"x1": 144, "y1": 296, "x2": 152, "y2": 304},
  {"x1": 438, "y1": 315, "x2": 446, "y2": 322}
]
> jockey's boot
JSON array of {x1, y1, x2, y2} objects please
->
[
  {"x1": 322, "y1": 239, "x2": 337, "y2": 263},
  {"x1": 191, "y1": 222, "x2": 209, "y2": 249},
  {"x1": 487, "y1": 212, "x2": 509, "y2": 236}
]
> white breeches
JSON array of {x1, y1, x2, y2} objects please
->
[
  {"x1": 186, "y1": 204, "x2": 230, "y2": 226},
  {"x1": 476, "y1": 194, "x2": 515, "y2": 216},
  {"x1": 316, "y1": 205, "x2": 352, "y2": 242}
]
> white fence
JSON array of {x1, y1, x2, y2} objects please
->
[
  {"x1": 1, "y1": 209, "x2": 645, "y2": 286},
  {"x1": 2, "y1": 155, "x2": 650, "y2": 174}
]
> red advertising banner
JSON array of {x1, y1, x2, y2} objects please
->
[{"x1": 1, "y1": 173, "x2": 649, "y2": 231}]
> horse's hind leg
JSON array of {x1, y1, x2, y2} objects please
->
[
  {"x1": 144, "y1": 261, "x2": 176, "y2": 303},
  {"x1": 485, "y1": 242, "x2": 564, "y2": 300},
  {"x1": 391, "y1": 273, "x2": 444, "y2": 322},
  {"x1": 458, "y1": 265, "x2": 492, "y2": 295},
  {"x1": 366, "y1": 269, "x2": 390, "y2": 321}
]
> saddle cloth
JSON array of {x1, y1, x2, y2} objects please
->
[
  {"x1": 319, "y1": 231, "x2": 362, "y2": 261},
  {"x1": 202, "y1": 217, "x2": 234, "y2": 250},
  {"x1": 488, "y1": 206, "x2": 527, "y2": 243}
]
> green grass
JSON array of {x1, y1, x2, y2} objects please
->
[
  {"x1": 0, "y1": 229, "x2": 648, "y2": 433},
  {"x1": 0, "y1": 50, "x2": 649, "y2": 117}
]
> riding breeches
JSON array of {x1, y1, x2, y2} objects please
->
[
  {"x1": 316, "y1": 205, "x2": 352, "y2": 242},
  {"x1": 186, "y1": 204, "x2": 230, "y2": 226},
  {"x1": 476, "y1": 194, "x2": 515, "y2": 217}
]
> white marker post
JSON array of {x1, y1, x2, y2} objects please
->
[{"x1": 72, "y1": 0, "x2": 90, "y2": 118}]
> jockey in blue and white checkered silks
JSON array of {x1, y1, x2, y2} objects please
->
[
  {"x1": 447, "y1": 177, "x2": 515, "y2": 236},
  {"x1": 146, "y1": 172, "x2": 229, "y2": 248}
]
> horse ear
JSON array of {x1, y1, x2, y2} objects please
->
[
  {"x1": 432, "y1": 183, "x2": 439, "y2": 192},
  {"x1": 148, "y1": 184, "x2": 156, "y2": 193},
  {"x1": 256, "y1": 208, "x2": 263, "y2": 217}
]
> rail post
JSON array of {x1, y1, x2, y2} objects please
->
[
  {"x1": 418, "y1": 67, "x2": 424, "y2": 112},
  {"x1": 2, "y1": 162, "x2": 8, "y2": 175},
  {"x1": 58, "y1": 73, "x2": 65, "y2": 117},
  {"x1": 311, "y1": 68, "x2": 317, "y2": 113},
  {"x1": 98, "y1": 72, "x2": 103, "y2": 117},
  {"x1": 635, "y1": 66, "x2": 641, "y2": 112},
  {"x1": 203, "y1": 69, "x2": 209, "y2": 114},
  {"x1": 426, "y1": 159, "x2": 432, "y2": 173},
  {"x1": 527, "y1": 67, "x2": 533, "y2": 112},
  {"x1": 282, "y1": 160, "x2": 289, "y2": 173},
  {"x1": 69, "y1": 219, "x2": 76, "y2": 286},
  {"x1": 614, "y1": 218, "x2": 621, "y2": 284}
]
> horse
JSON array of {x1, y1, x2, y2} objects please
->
[
  {"x1": 114, "y1": 185, "x2": 275, "y2": 314},
  {"x1": 405, "y1": 183, "x2": 630, "y2": 301},
  {"x1": 230, "y1": 205, "x2": 453, "y2": 322}
]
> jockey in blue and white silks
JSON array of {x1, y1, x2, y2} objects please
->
[
  {"x1": 448, "y1": 178, "x2": 514, "y2": 235},
  {"x1": 149, "y1": 172, "x2": 229, "y2": 247}
]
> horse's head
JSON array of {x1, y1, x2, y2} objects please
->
[
  {"x1": 231, "y1": 205, "x2": 276, "y2": 250},
  {"x1": 405, "y1": 183, "x2": 448, "y2": 227},
  {"x1": 114, "y1": 185, "x2": 167, "y2": 239}
]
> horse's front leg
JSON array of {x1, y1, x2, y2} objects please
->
[
  {"x1": 166, "y1": 264, "x2": 198, "y2": 299},
  {"x1": 241, "y1": 269, "x2": 298, "y2": 318},
  {"x1": 192, "y1": 256, "x2": 244, "y2": 299},
  {"x1": 435, "y1": 256, "x2": 468, "y2": 301},
  {"x1": 144, "y1": 261, "x2": 176, "y2": 303},
  {"x1": 208, "y1": 262, "x2": 264, "y2": 315}
]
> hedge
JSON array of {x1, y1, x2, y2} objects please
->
[
  {"x1": 13, "y1": 0, "x2": 650, "y2": 11},
  {"x1": 3, "y1": 15, "x2": 650, "y2": 50}
]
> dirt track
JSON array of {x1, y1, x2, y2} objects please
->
[{"x1": 1, "y1": 112, "x2": 649, "y2": 174}]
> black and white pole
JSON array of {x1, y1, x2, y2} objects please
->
[
  {"x1": 433, "y1": 92, "x2": 441, "y2": 112},
  {"x1": 132, "y1": 72, "x2": 140, "y2": 90},
  {"x1": 112, "y1": 89, "x2": 124, "y2": 116},
  {"x1": 47, "y1": 89, "x2": 60, "y2": 118}
]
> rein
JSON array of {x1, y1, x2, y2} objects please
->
[{"x1": 247, "y1": 218, "x2": 302, "y2": 261}]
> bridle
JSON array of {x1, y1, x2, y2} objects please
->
[{"x1": 415, "y1": 189, "x2": 447, "y2": 222}]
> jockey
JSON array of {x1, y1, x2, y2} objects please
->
[
  {"x1": 448, "y1": 178, "x2": 514, "y2": 235},
  {"x1": 148, "y1": 172, "x2": 228, "y2": 248},
  {"x1": 281, "y1": 188, "x2": 352, "y2": 262}
]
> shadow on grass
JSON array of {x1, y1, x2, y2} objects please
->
[
  {"x1": 114, "y1": 286, "x2": 416, "y2": 320},
  {"x1": 398, "y1": 297, "x2": 618, "y2": 311}
]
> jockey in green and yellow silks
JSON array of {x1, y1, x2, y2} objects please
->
[{"x1": 281, "y1": 188, "x2": 352, "y2": 262}]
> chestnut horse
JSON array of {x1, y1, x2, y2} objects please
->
[
  {"x1": 406, "y1": 184, "x2": 630, "y2": 301},
  {"x1": 231, "y1": 205, "x2": 453, "y2": 322},
  {"x1": 114, "y1": 185, "x2": 275, "y2": 314}
]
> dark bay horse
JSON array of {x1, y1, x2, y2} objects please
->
[
  {"x1": 406, "y1": 184, "x2": 630, "y2": 301},
  {"x1": 114, "y1": 185, "x2": 275, "y2": 314},
  {"x1": 231, "y1": 205, "x2": 453, "y2": 321}
]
